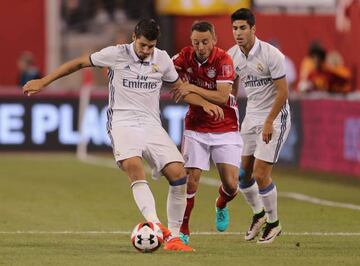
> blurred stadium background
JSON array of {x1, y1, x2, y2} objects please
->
[{"x1": 0, "y1": 0, "x2": 360, "y2": 265}]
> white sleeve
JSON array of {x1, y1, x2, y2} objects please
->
[
  {"x1": 268, "y1": 47, "x2": 286, "y2": 80},
  {"x1": 90, "y1": 46, "x2": 118, "y2": 68},
  {"x1": 162, "y1": 52, "x2": 179, "y2": 83}
]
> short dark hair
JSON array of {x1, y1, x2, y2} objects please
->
[
  {"x1": 191, "y1": 21, "x2": 216, "y2": 37},
  {"x1": 231, "y1": 8, "x2": 255, "y2": 27},
  {"x1": 134, "y1": 19, "x2": 160, "y2": 41}
]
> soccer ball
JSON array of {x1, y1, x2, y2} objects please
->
[{"x1": 131, "y1": 222, "x2": 164, "y2": 253}]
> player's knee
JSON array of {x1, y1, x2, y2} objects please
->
[
  {"x1": 119, "y1": 159, "x2": 146, "y2": 180},
  {"x1": 223, "y1": 184, "x2": 238, "y2": 195},
  {"x1": 187, "y1": 178, "x2": 199, "y2": 192},
  {"x1": 253, "y1": 173, "x2": 272, "y2": 188},
  {"x1": 238, "y1": 167, "x2": 255, "y2": 188},
  {"x1": 166, "y1": 162, "x2": 187, "y2": 180}
]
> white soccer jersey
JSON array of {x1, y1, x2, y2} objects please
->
[
  {"x1": 90, "y1": 43, "x2": 179, "y2": 130},
  {"x1": 228, "y1": 38, "x2": 290, "y2": 121}
]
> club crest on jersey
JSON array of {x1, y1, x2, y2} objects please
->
[
  {"x1": 206, "y1": 67, "x2": 216, "y2": 78},
  {"x1": 256, "y1": 63, "x2": 264, "y2": 72},
  {"x1": 151, "y1": 64, "x2": 159, "y2": 73},
  {"x1": 186, "y1": 67, "x2": 193, "y2": 73}
]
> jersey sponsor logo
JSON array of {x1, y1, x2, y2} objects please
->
[
  {"x1": 192, "y1": 78, "x2": 216, "y2": 89},
  {"x1": 123, "y1": 75, "x2": 159, "y2": 89},
  {"x1": 244, "y1": 75, "x2": 272, "y2": 88},
  {"x1": 206, "y1": 67, "x2": 216, "y2": 78}
]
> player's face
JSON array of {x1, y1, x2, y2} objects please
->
[
  {"x1": 232, "y1": 20, "x2": 255, "y2": 50},
  {"x1": 133, "y1": 35, "x2": 157, "y2": 60},
  {"x1": 191, "y1": 30, "x2": 216, "y2": 63}
]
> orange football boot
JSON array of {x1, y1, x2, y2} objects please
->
[
  {"x1": 156, "y1": 223, "x2": 171, "y2": 240},
  {"x1": 164, "y1": 237, "x2": 194, "y2": 252}
]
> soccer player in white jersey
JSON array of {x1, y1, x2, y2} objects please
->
[
  {"x1": 227, "y1": 9, "x2": 291, "y2": 244},
  {"x1": 23, "y1": 19, "x2": 224, "y2": 252}
]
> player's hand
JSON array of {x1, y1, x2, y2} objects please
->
[
  {"x1": 23, "y1": 79, "x2": 45, "y2": 96},
  {"x1": 203, "y1": 103, "x2": 224, "y2": 121},
  {"x1": 173, "y1": 81, "x2": 192, "y2": 102},
  {"x1": 262, "y1": 121, "x2": 273, "y2": 144}
]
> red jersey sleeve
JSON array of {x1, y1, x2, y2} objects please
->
[{"x1": 216, "y1": 53, "x2": 235, "y2": 83}]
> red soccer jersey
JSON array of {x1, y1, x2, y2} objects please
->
[{"x1": 173, "y1": 46, "x2": 239, "y2": 132}]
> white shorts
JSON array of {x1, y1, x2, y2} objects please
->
[
  {"x1": 108, "y1": 125, "x2": 184, "y2": 178},
  {"x1": 181, "y1": 131, "x2": 243, "y2": 170},
  {"x1": 241, "y1": 114, "x2": 291, "y2": 163}
]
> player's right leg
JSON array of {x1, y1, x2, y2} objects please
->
[
  {"x1": 238, "y1": 155, "x2": 266, "y2": 240},
  {"x1": 239, "y1": 125, "x2": 266, "y2": 240},
  {"x1": 109, "y1": 126, "x2": 162, "y2": 225},
  {"x1": 119, "y1": 157, "x2": 161, "y2": 224}
]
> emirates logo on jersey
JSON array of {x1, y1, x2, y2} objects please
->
[
  {"x1": 257, "y1": 63, "x2": 264, "y2": 72},
  {"x1": 206, "y1": 67, "x2": 216, "y2": 78}
]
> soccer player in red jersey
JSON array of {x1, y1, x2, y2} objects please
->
[{"x1": 172, "y1": 21, "x2": 243, "y2": 244}]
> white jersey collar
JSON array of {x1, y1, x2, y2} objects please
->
[
  {"x1": 240, "y1": 37, "x2": 260, "y2": 58},
  {"x1": 130, "y1": 42, "x2": 157, "y2": 65}
]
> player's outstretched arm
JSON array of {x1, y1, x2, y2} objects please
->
[{"x1": 23, "y1": 55, "x2": 92, "y2": 96}]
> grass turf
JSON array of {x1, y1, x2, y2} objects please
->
[{"x1": 0, "y1": 153, "x2": 359, "y2": 265}]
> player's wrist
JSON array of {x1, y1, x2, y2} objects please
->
[{"x1": 264, "y1": 119, "x2": 274, "y2": 125}]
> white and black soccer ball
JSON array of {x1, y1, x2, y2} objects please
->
[{"x1": 131, "y1": 222, "x2": 164, "y2": 253}]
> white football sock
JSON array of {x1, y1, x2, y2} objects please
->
[
  {"x1": 259, "y1": 183, "x2": 278, "y2": 223},
  {"x1": 131, "y1": 180, "x2": 160, "y2": 224},
  {"x1": 167, "y1": 183, "x2": 187, "y2": 237},
  {"x1": 239, "y1": 181, "x2": 264, "y2": 214}
]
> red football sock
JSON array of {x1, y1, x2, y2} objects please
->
[
  {"x1": 216, "y1": 185, "x2": 237, "y2": 209},
  {"x1": 180, "y1": 196, "x2": 195, "y2": 235}
]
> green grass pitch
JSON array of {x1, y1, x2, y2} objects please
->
[{"x1": 0, "y1": 153, "x2": 359, "y2": 265}]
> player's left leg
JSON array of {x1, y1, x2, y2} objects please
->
[
  {"x1": 162, "y1": 162, "x2": 194, "y2": 251},
  {"x1": 143, "y1": 127, "x2": 193, "y2": 251},
  {"x1": 252, "y1": 117, "x2": 290, "y2": 243},
  {"x1": 215, "y1": 163, "x2": 239, "y2": 232},
  {"x1": 212, "y1": 143, "x2": 242, "y2": 232},
  {"x1": 252, "y1": 159, "x2": 281, "y2": 244}
]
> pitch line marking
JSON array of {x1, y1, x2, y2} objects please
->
[
  {"x1": 79, "y1": 156, "x2": 360, "y2": 211},
  {"x1": 0, "y1": 231, "x2": 359, "y2": 236}
]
